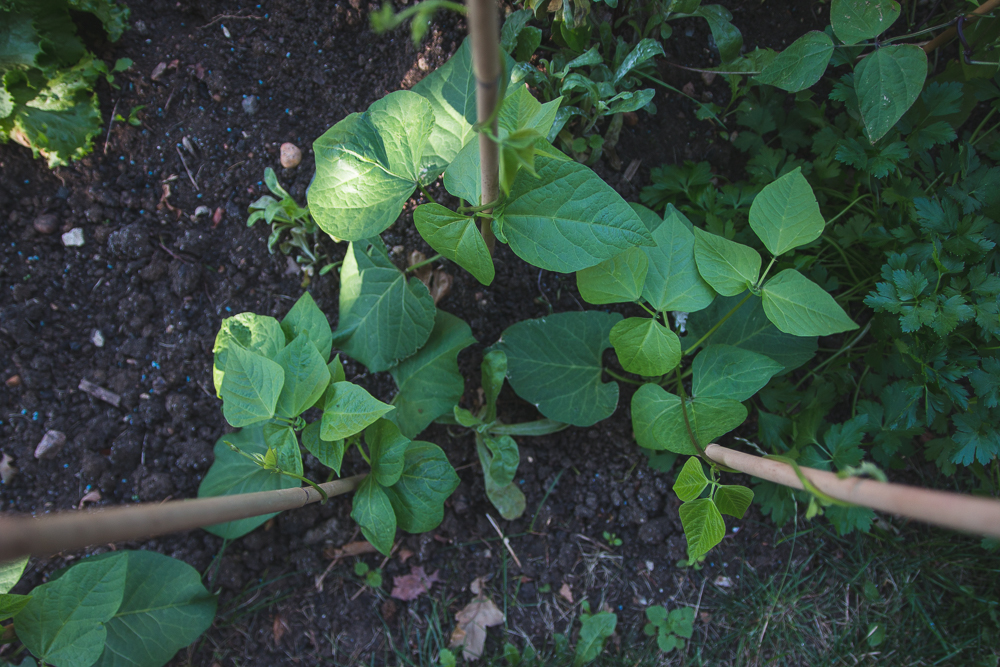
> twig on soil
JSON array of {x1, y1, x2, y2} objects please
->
[
  {"x1": 78, "y1": 379, "x2": 121, "y2": 407},
  {"x1": 574, "y1": 533, "x2": 613, "y2": 553},
  {"x1": 199, "y1": 14, "x2": 264, "y2": 29},
  {"x1": 104, "y1": 98, "x2": 120, "y2": 155},
  {"x1": 487, "y1": 514, "x2": 522, "y2": 568},
  {"x1": 176, "y1": 146, "x2": 199, "y2": 190}
]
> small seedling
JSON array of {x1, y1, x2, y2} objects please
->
[
  {"x1": 602, "y1": 531, "x2": 622, "y2": 547},
  {"x1": 643, "y1": 605, "x2": 694, "y2": 653},
  {"x1": 114, "y1": 105, "x2": 145, "y2": 127},
  {"x1": 354, "y1": 561, "x2": 383, "y2": 589}
]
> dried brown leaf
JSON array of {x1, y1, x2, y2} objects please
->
[
  {"x1": 390, "y1": 565, "x2": 441, "y2": 601},
  {"x1": 450, "y1": 596, "x2": 504, "y2": 660},
  {"x1": 272, "y1": 614, "x2": 289, "y2": 645},
  {"x1": 559, "y1": 582, "x2": 573, "y2": 603}
]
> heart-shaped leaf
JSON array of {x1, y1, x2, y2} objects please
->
[
  {"x1": 631, "y1": 384, "x2": 747, "y2": 454},
  {"x1": 610, "y1": 317, "x2": 681, "y2": 376},
  {"x1": 576, "y1": 247, "x2": 649, "y2": 304},
  {"x1": 640, "y1": 205, "x2": 716, "y2": 313},
  {"x1": 496, "y1": 311, "x2": 622, "y2": 427},
  {"x1": 749, "y1": 168, "x2": 825, "y2": 257},
  {"x1": 855, "y1": 45, "x2": 927, "y2": 143},
  {"x1": 693, "y1": 228, "x2": 761, "y2": 296},
  {"x1": 761, "y1": 269, "x2": 859, "y2": 336},
  {"x1": 692, "y1": 344, "x2": 784, "y2": 401}
]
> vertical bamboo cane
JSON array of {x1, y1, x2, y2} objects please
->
[{"x1": 466, "y1": 0, "x2": 500, "y2": 252}]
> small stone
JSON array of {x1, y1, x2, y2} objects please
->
[
  {"x1": 34, "y1": 214, "x2": 59, "y2": 235},
  {"x1": 78, "y1": 490, "x2": 102, "y2": 509},
  {"x1": 5, "y1": 375, "x2": 21, "y2": 387},
  {"x1": 700, "y1": 71, "x2": 717, "y2": 86},
  {"x1": 35, "y1": 430, "x2": 67, "y2": 459},
  {"x1": 91, "y1": 330, "x2": 105, "y2": 347},
  {"x1": 242, "y1": 95, "x2": 259, "y2": 115},
  {"x1": 0, "y1": 453, "x2": 17, "y2": 484},
  {"x1": 193, "y1": 206, "x2": 212, "y2": 218},
  {"x1": 61, "y1": 228, "x2": 84, "y2": 247},
  {"x1": 134, "y1": 20, "x2": 149, "y2": 35},
  {"x1": 280, "y1": 142, "x2": 302, "y2": 169}
]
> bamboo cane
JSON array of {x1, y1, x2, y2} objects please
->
[
  {"x1": 466, "y1": 0, "x2": 500, "y2": 252},
  {"x1": 704, "y1": 444, "x2": 1000, "y2": 538},
  {"x1": 0, "y1": 475, "x2": 365, "y2": 562},
  {"x1": 921, "y1": 0, "x2": 1000, "y2": 54}
]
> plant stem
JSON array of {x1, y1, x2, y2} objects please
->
[
  {"x1": 467, "y1": 0, "x2": 500, "y2": 253},
  {"x1": 825, "y1": 194, "x2": 869, "y2": 227},
  {"x1": 406, "y1": 253, "x2": 442, "y2": 272},
  {"x1": 757, "y1": 256, "x2": 777, "y2": 287},
  {"x1": 684, "y1": 292, "x2": 753, "y2": 356},
  {"x1": 604, "y1": 367, "x2": 645, "y2": 386},
  {"x1": 417, "y1": 182, "x2": 438, "y2": 204}
]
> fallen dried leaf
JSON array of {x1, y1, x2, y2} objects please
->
[
  {"x1": 714, "y1": 575, "x2": 733, "y2": 588},
  {"x1": 470, "y1": 575, "x2": 489, "y2": 596},
  {"x1": 559, "y1": 582, "x2": 573, "y2": 603},
  {"x1": 212, "y1": 207, "x2": 224, "y2": 227},
  {"x1": 408, "y1": 250, "x2": 433, "y2": 285},
  {"x1": 430, "y1": 270, "x2": 452, "y2": 305},
  {"x1": 450, "y1": 595, "x2": 504, "y2": 660},
  {"x1": 398, "y1": 548, "x2": 414, "y2": 564},
  {"x1": 272, "y1": 613, "x2": 289, "y2": 645},
  {"x1": 322, "y1": 541, "x2": 377, "y2": 561},
  {"x1": 5, "y1": 375, "x2": 20, "y2": 388},
  {"x1": 78, "y1": 490, "x2": 102, "y2": 510},
  {"x1": 391, "y1": 566, "x2": 441, "y2": 601}
]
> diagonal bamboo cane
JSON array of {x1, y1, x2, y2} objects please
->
[
  {"x1": 704, "y1": 444, "x2": 1000, "y2": 538},
  {"x1": 0, "y1": 475, "x2": 365, "y2": 562}
]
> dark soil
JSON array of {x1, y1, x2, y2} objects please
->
[{"x1": 0, "y1": 0, "x2": 825, "y2": 664}]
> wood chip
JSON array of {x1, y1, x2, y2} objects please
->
[{"x1": 78, "y1": 379, "x2": 121, "y2": 407}]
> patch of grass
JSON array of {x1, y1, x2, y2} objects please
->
[{"x1": 696, "y1": 524, "x2": 1000, "y2": 667}]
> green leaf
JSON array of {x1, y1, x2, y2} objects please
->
[
  {"x1": 756, "y1": 31, "x2": 833, "y2": 92},
  {"x1": 576, "y1": 247, "x2": 649, "y2": 305},
  {"x1": 0, "y1": 556, "x2": 28, "y2": 594},
  {"x1": 498, "y1": 154, "x2": 653, "y2": 273},
  {"x1": 274, "y1": 334, "x2": 331, "y2": 418},
  {"x1": 483, "y1": 434, "x2": 519, "y2": 488},
  {"x1": 335, "y1": 240, "x2": 436, "y2": 372},
  {"x1": 498, "y1": 85, "x2": 563, "y2": 139},
  {"x1": 412, "y1": 39, "x2": 516, "y2": 178},
  {"x1": 678, "y1": 497, "x2": 726, "y2": 560},
  {"x1": 0, "y1": 594, "x2": 30, "y2": 622},
  {"x1": 692, "y1": 344, "x2": 784, "y2": 401},
  {"x1": 365, "y1": 419, "x2": 410, "y2": 487},
  {"x1": 16, "y1": 555, "x2": 127, "y2": 667},
  {"x1": 94, "y1": 551, "x2": 216, "y2": 667},
  {"x1": 0, "y1": 13, "x2": 42, "y2": 69},
  {"x1": 693, "y1": 5, "x2": 743, "y2": 62},
  {"x1": 198, "y1": 427, "x2": 302, "y2": 539},
  {"x1": 761, "y1": 269, "x2": 859, "y2": 336},
  {"x1": 685, "y1": 295, "x2": 817, "y2": 372},
  {"x1": 13, "y1": 98, "x2": 102, "y2": 168},
  {"x1": 631, "y1": 384, "x2": 747, "y2": 454},
  {"x1": 500, "y1": 9, "x2": 533, "y2": 54},
  {"x1": 213, "y1": 313, "x2": 285, "y2": 397},
  {"x1": 855, "y1": 45, "x2": 927, "y2": 143},
  {"x1": 301, "y1": 421, "x2": 346, "y2": 474},
  {"x1": 831, "y1": 0, "x2": 900, "y2": 45},
  {"x1": 329, "y1": 354, "x2": 346, "y2": 384},
  {"x1": 281, "y1": 292, "x2": 333, "y2": 361},
  {"x1": 495, "y1": 311, "x2": 622, "y2": 427},
  {"x1": 613, "y1": 38, "x2": 665, "y2": 84},
  {"x1": 389, "y1": 310, "x2": 476, "y2": 438},
  {"x1": 673, "y1": 457, "x2": 709, "y2": 502},
  {"x1": 322, "y1": 381, "x2": 394, "y2": 441},
  {"x1": 384, "y1": 441, "x2": 460, "y2": 533},
  {"x1": 573, "y1": 611, "x2": 617, "y2": 666},
  {"x1": 693, "y1": 228, "x2": 761, "y2": 296},
  {"x1": 749, "y1": 168, "x2": 825, "y2": 256},
  {"x1": 351, "y1": 476, "x2": 396, "y2": 555},
  {"x1": 610, "y1": 317, "x2": 681, "y2": 376},
  {"x1": 714, "y1": 485, "x2": 753, "y2": 518},
  {"x1": 308, "y1": 90, "x2": 432, "y2": 241},
  {"x1": 220, "y1": 344, "x2": 285, "y2": 428},
  {"x1": 640, "y1": 205, "x2": 716, "y2": 312},
  {"x1": 478, "y1": 435, "x2": 525, "y2": 520},
  {"x1": 482, "y1": 350, "x2": 507, "y2": 423},
  {"x1": 413, "y1": 203, "x2": 495, "y2": 286}
]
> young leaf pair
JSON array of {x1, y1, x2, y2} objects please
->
[{"x1": 672, "y1": 457, "x2": 753, "y2": 561}]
